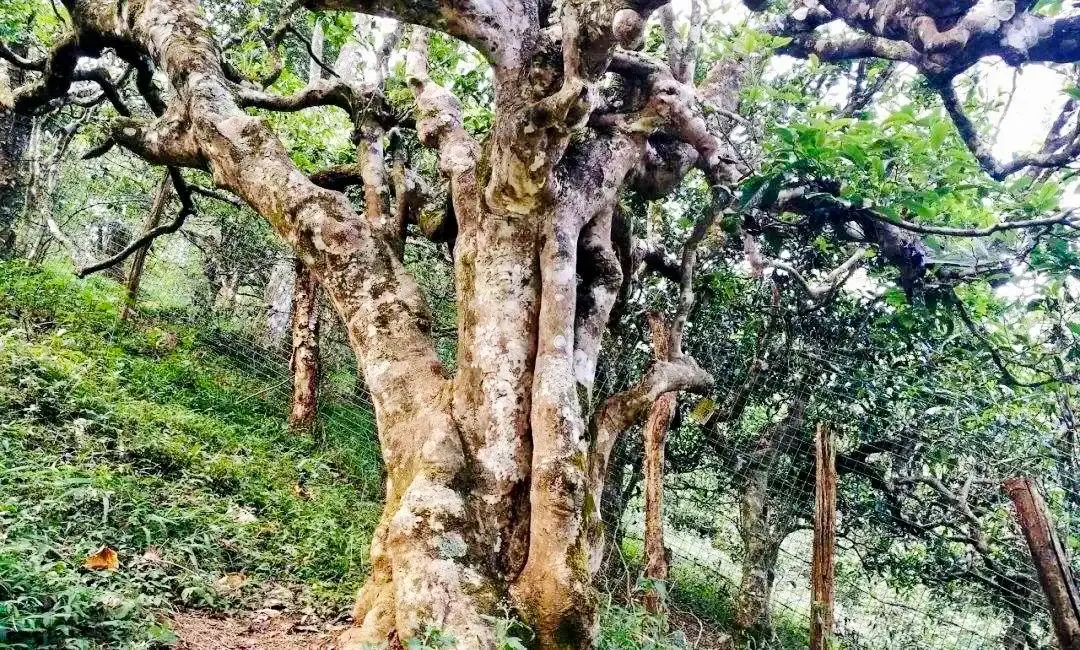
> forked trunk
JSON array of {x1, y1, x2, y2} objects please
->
[{"x1": 31, "y1": 1, "x2": 718, "y2": 647}]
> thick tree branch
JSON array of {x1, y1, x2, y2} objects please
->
[
  {"x1": 772, "y1": 186, "x2": 929, "y2": 291},
  {"x1": 406, "y1": 28, "x2": 481, "y2": 231},
  {"x1": 779, "y1": 30, "x2": 919, "y2": 65},
  {"x1": 936, "y1": 78, "x2": 1080, "y2": 181},
  {"x1": 4, "y1": 34, "x2": 83, "y2": 112},
  {"x1": 301, "y1": 0, "x2": 520, "y2": 67},
  {"x1": 0, "y1": 42, "x2": 46, "y2": 70}
]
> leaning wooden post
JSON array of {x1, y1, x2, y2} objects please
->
[
  {"x1": 120, "y1": 173, "x2": 172, "y2": 321},
  {"x1": 641, "y1": 312, "x2": 675, "y2": 614},
  {"x1": 810, "y1": 423, "x2": 836, "y2": 650},
  {"x1": 1004, "y1": 477, "x2": 1080, "y2": 650}
]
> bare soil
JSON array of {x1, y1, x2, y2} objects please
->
[{"x1": 170, "y1": 610, "x2": 343, "y2": 650}]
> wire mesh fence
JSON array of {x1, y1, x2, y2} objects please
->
[{"x1": 21, "y1": 216, "x2": 1073, "y2": 650}]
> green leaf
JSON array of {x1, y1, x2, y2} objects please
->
[{"x1": 1031, "y1": 0, "x2": 1064, "y2": 15}]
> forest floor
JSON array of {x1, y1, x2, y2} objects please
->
[
  {"x1": 0, "y1": 261, "x2": 795, "y2": 650},
  {"x1": 0, "y1": 261, "x2": 381, "y2": 649},
  {"x1": 169, "y1": 610, "x2": 337, "y2": 649}
]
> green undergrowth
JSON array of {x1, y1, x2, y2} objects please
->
[
  {"x1": 619, "y1": 539, "x2": 809, "y2": 649},
  {"x1": 0, "y1": 261, "x2": 382, "y2": 649},
  {"x1": 0, "y1": 260, "x2": 798, "y2": 650}
]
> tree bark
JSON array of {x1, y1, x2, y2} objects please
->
[
  {"x1": 264, "y1": 258, "x2": 295, "y2": 349},
  {"x1": 120, "y1": 173, "x2": 172, "y2": 321},
  {"x1": 733, "y1": 397, "x2": 807, "y2": 640},
  {"x1": 8, "y1": 1, "x2": 721, "y2": 648},
  {"x1": 1004, "y1": 477, "x2": 1080, "y2": 650},
  {"x1": 642, "y1": 312, "x2": 675, "y2": 613},
  {"x1": 0, "y1": 59, "x2": 32, "y2": 256},
  {"x1": 288, "y1": 258, "x2": 321, "y2": 433},
  {"x1": 732, "y1": 477, "x2": 786, "y2": 640},
  {"x1": 810, "y1": 423, "x2": 836, "y2": 650}
]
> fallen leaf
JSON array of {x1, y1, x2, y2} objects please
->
[
  {"x1": 214, "y1": 572, "x2": 247, "y2": 594},
  {"x1": 84, "y1": 546, "x2": 119, "y2": 571},
  {"x1": 227, "y1": 504, "x2": 257, "y2": 524}
]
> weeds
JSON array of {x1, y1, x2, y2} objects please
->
[
  {"x1": 0, "y1": 261, "x2": 382, "y2": 649},
  {"x1": 0, "y1": 261, "x2": 804, "y2": 650}
]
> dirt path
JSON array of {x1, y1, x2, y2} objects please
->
[{"x1": 171, "y1": 610, "x2": 342, "y2": 650}]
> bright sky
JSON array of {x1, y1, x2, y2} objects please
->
[{"x1": 668, "y1": 1, "x2": 1076, "y2": 158}]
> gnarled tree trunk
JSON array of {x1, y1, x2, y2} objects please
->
[
  {"x1": 732, "y1": 467, "x2": 789, "y2": 640},
  {"x1": 0, "y1": 58, "x2": 32, "y2": 256},
  {"x1": 732, "y1": 397, "x2": 807, "y2": 641},
  {"x1": 8, "y1": 0, "x2": 1080, "y2": 646},
  {"x1": 6, "y1": 0, "x2": 730, "y2": 647}
]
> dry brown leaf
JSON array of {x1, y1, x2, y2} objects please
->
[
  {"x1": 215, "y1": 572, "x2": 247, "y2": 594},
  {"x1": 84, "y1": 546, "x2": 119, "y2": 571}
]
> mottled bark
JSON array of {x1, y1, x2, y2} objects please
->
[
  {"x1": 0, "y1": 59, "x2": 32, "y2": 256},
  {"x1": 120, "y1": 173, "x2": 172, "y2": 321},
  {"x1": 732, "y1": 466, "x2": 787, "y2": 640},
  {"x1": 733, "y1": 398, "x2": 807, "y2": 641},
  {"x1": 288, "y1": 258, "x2": 321, "y2": 433},
  {"x1": 264, "y1": 258, "x2": 296, "y2": 350},
  {"x1": 6, "y1": 1, "x2": 724, "y2": 648},
  {"x1": 9, "y1": 0, "x2": 1077, "y2": 646}
]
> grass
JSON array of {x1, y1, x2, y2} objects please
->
[
  {"x1": 619, "y1": 538, "x2": 809, "y2": 649},
  {"x1": 0, "y1": 260, "x2": 805, "y2": 650},
  {"x1": 0, "y1": 261, "x2": 383, "y2": 649}
]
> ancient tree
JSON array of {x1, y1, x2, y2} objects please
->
[{"x1": 4, "y1": 0, "x2": 1080, "y2": 647}]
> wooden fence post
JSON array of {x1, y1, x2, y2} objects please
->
[
  {"x1": 1004, "y1": 477, "x2": 1080, "y2": 650},
  {"x1": 641, "y1": 312, "x2": 675, "y2": 614},
  {"x1": 811, "y1": 423, "x2": 836, "y2": 650}
]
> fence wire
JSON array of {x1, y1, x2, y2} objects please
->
[{"x1": 23, "y1": 212, "x2": 1074, "y2": 650}]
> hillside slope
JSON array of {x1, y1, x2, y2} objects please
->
[
  {"x1": 0, "y1": 262, "x2": 765, "y2": 650},
  {"x1": 0, "y1": 262, "x2": 382, "y2": 649}
]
